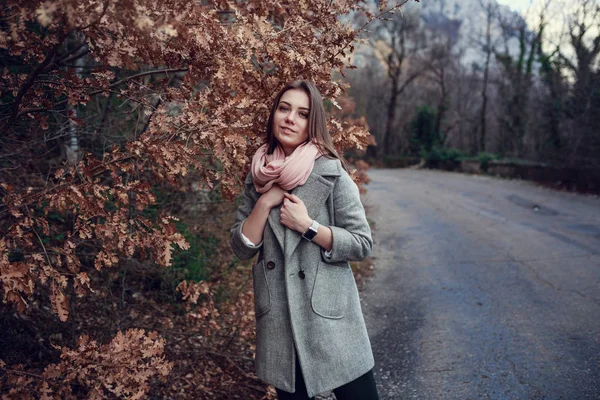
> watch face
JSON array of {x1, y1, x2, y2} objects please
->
[{"x1": 303, "y1": 228, "x2": 318, "y2": 240}]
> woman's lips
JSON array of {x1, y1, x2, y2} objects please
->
[{"x1": 280, "y1": 126, "x2": 295, "y2": 134}]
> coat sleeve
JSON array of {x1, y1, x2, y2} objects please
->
[
  {"x1": 230, "y1": 173, "x2": 262, "y2": 260},
  {"x1": 321, "y1": 169, "x2": 373, "y2": 263}
]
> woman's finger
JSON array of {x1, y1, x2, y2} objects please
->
[{"x1": 284, "y1": 193, "x2": 302, "y2": 203}]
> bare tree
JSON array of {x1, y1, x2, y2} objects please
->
[
  {"x1": 452, "y1": 65, "x2": 484, "y2": 152},
  {"x1": 531, "y1": 0, "x2": 566, "y2": 161},
  {"x1": 563, "y1": 0, "x2": 600, "y2": 113},
  {"x1": 370, "y1": 10, "x2": 426, "y2": 156},
  {"x1": 346, "y1": 53, "x2": 388, "y2": 142},
  {"x1": 422, "y1": 18, "x2": 461, "y2": 148},
  {"x1": 475, "y1": 0, "x2": 499, "y2": 153},
  {"x1": 493, "y1": 9, "x2": 542, "y2": 157},
  {"x1": 560, "y1": 0, "x2": 600, "y2": 166}
]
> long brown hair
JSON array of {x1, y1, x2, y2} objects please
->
[{"x1": 265, "y1": 80, "x2": 349, "y2": 172}]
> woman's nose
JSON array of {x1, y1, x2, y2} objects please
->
[{"x1": 285, "y1": 112, "x2": 296, "y2": 124}]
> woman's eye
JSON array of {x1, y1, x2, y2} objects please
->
[
  {"x1": 300, "y1": 113, "x2": 308, "y2": 118},
  {"x1": 279, "y1": 106, "x2": 289, "y2": 112}
]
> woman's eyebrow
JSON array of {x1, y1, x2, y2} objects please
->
[{"x1": 279, "y1": 100, "x2": 309, "y2": 111}]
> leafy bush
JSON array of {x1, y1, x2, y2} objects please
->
[
  {"x1": 378, "y1": 154, "x2": 421, "y2": 168},
  {"x1": 477, "y1": 152, "x2": 499, "y2": 171},
  {"x1": 0, "y1": 0, "x2": 386, "y2": 397},
  {"x1": 170, "y1": 222, "x2": 219, "y2": 283},
  {"x1": 409, "y1": 105, "x2": 438, "y2": 155},
  {"x1": 420, "y1": 146, "x2": 467, "y2": 163}
]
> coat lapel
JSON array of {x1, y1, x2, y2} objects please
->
[
  {"x1": 246, "y1": 171, "x2": 287, "y2": 252},
  {"x1": 283, "y1": 157, "x2": 341, "y2": 258},
  {"x1": 268, "y1": 205, "x2": 286, "y2": 251}
]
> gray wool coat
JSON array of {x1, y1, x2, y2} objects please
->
[{"x1": 229, "y1": 156, "x2": 374, "y2": 397}]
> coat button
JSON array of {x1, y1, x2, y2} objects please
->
[
  {"x1": 298, "y1": 270, "x2": 305, "y2": 279},
  {"x1": 266, "y1": 261, "x2": 275, "y2": 270}
]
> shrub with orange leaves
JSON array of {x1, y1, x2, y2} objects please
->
[
  {"x1": 0, "y1": 0, "x2": 414, "y2": 397},
  {"x1": 0, "y1": 0, "x2": 398, "y2": 324},
  {"x1": 1, "y1": 329, "x2": 171, "y2": 399}
]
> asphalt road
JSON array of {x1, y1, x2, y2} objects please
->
[{"x1": 360, "y1": 168, "x2": 600, "y2": 400}]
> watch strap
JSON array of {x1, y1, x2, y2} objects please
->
[{"x1": 302, "y1": 219, "x2": 320, "y2": 241}]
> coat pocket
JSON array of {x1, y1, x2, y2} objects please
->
[
  {"x1": 252, "y1": 260, "x2": 271, "y2": 317},
  {"x1": 311, "y1": 261, "x2": 353, "y2": 319}
]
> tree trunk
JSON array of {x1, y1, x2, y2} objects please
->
[
  {"x1": 380, "y1": 77, "x2": 399, "y2": 156},
  {"x1": 65, "y1": 35, "x2": 85, "y2": 165},
  {"x1": 479, "y1": 8, "x2": 492, "y2": 153},
  {"x1": 434, "y1": 70, "x2": 447, "y2": 146}
]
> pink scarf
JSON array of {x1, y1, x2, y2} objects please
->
[{"x1": 251, "y1": 141, "x2": 322, "y2": 193}]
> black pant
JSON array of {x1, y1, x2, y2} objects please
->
[{"x1": 275, "y1": 355, "x2": 379, "y2": 400}]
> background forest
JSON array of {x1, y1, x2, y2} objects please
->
[
  {"x1": 0, "y1": 0, "x2": 598, "y2": 399},
  {"x1": 349, "y1": 0, "x2": 600, "y2": 171}
]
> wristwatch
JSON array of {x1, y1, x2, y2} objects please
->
[{"x1": 301, "y1": 219, "x2": 320, "y2": 241}]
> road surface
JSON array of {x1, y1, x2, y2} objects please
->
[{"x1": 360, "y1": 168, "x2": 600, "y2": 399}]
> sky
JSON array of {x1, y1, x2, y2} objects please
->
[
  {"x1": 493, "y1": 0, "x2": 598, "y2": 69},
  {"x1": 495, "y1": 0, "x2": 533, "y2": 12}
]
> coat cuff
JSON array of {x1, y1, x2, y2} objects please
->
[
  {"x1": 321, "y1": 225, "x2": 372, "y2": 263},
  {"x1": 231, "y1": 219, "x2": 262, "y2": 260},
  {"x1": 240, "y1": 220, "x2": 263, "y2": 248}
]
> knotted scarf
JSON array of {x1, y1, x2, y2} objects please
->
[{"x1": 251, "y1": 141, "x2": 322, "y2": 193}]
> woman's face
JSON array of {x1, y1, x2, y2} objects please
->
[{"x1": 273, "y1": 88, "x2": 310, "y2": 156}]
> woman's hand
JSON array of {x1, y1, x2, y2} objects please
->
[
  {"x1": 257, "y1": 184, "x2": 286, "y2": 209},
  {"x1": 280, "y1": 193, "x2": 312, "y2": 233}
]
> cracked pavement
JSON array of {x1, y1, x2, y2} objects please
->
[{"x1": 359, "y1": 168, "x2": 600, "y2": 399}]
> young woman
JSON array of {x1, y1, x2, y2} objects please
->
[{"x1": 230, "y1": 81, "x2": 379, "y2": 400}]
